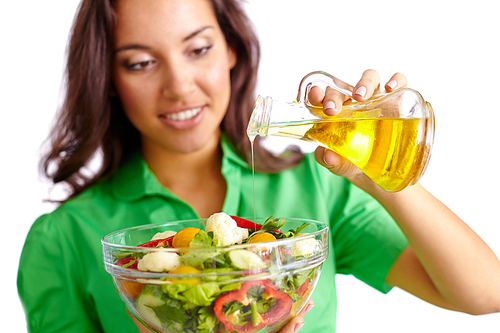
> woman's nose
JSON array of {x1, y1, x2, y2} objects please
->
[{"x1": 161, "y1": 62, "x2": 196, "y2": 100}]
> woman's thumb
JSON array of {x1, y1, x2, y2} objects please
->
[{"x1": 314, "y1": 147, "x2": 359, "y2": 178}]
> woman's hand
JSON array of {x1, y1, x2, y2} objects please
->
[
  {"x1": 128, "y1": 299, "x2": 315, "y2": 332},
  {"x1": 276, "y1": 299, "x2": 315, "y2": 332},
  {"x1": 309, "y1": 70, "x2": 407, "y2": 189}
]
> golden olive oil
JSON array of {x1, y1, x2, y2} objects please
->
[{"x1": 267, "y1": 117, "x2": 427, "y2": 192}]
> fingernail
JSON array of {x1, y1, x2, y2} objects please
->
[
  {"x1": 324, "y1": 100, "x2": 336, "y2": 113},
  {"x1": 386, "y1": 79, "x2": 397, "y2": 90},
  {"x1": 323, "y1": 153, "x2": 331, "y2": 166},
  {"x1": 354, "y1": 86, "x2": 367, "y2": 98},
  {"x1": 294, "y1": 321, "x2": 304, "y2": 332},
  {"x1": 323, "y1": 150, "x2": 335, "y2": 166}
]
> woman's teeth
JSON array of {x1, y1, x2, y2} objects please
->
[{"x1": 165, "y1": 107, "x2": 202, "y2": 121}]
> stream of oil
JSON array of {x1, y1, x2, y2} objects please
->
[{"x1": 249, "y1": 135, "x2": 257, "y2": 226}]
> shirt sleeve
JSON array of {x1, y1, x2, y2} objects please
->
[
  {"x1": 329, "y1": 182, "x2": 409, "y2": 293},
  {"x1": 17, "y1": 214, "x2": 104, "y2": 333}
]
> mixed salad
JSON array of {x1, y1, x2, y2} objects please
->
[{"x1": 113, "y1": 213, "x2": 321, "y2": 333}]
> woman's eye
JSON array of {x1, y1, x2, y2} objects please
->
[
  {"x1": 126, "y1": 60, "x2": 155, "y2": 71},
  {"x1": 190, "y1": 45, "x2": 213, "y2": 57}
]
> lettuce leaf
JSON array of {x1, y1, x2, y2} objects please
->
[
  {"x1": 181, "y1": 249, "x2": 221, "y2": 268},
  {"x1": 183, "y1": 282, "x2": 221, "y2": 306},
  {"x1": 153, "y1": 297, "x2": 190, "y2": 329},
  {"x1": 190, "y1": 230, "x2": 213, "y2": 248},
  {"x1": 162, "y1": 281, "x2": 221, "y2": 307},
  {"x1": 195, "y1": 306, "x2": 218, "y2": 332}
]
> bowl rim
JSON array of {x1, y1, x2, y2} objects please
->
[
  {"x1": 101, "y1": 217, "x2": 329, "y2": 251},
  {"x1": 101, "y1": 217, "x2": 329, "y2": 279}
]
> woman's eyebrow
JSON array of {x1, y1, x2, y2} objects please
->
[
  {"x1": 115, "y1": 44, "x2": 150, "y2": 54},
  {"x1": 114, "y1": 26, "x2": 214, "y2": 54},
  {"x1": 183, "y1": 26, "x2": 213, "y2": 42}
]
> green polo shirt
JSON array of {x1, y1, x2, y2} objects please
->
[{"x1": 18, "y1": 134, "x2": 408, "y2": 333}]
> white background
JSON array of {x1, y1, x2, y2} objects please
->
[{"x1": 2, "y1": 0, "x2": 499, "y2": 331}]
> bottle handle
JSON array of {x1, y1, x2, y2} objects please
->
[{"x1": 296, "y1": 71, "x2": 354, "y2": 107}]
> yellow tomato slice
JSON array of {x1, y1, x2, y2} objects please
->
[
  {"x1": 247, "y1": 232, "x2": 277, "y2": 243},
  {"x1": 169, "y1": 265, "x2": 202, "y2": 284},
  {"x1": 172, "y1": 227, "x2": 201, "y2": 248}
]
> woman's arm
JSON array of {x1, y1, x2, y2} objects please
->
[
  {"x1": 312, "y1": 70, "x2": 500, "y2": 315},
  {"x1": 367, "y1": 182, "x2": 500, "y2": 314}
]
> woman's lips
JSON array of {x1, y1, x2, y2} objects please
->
[
  {"x1": 165, "y1": 107, "x2": 202, "y2": 121},
  {"x1": 159, "y1": 106, "x2": 205, "y2": 130}
]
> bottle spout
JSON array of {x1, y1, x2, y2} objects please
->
[{"x1": 247, "y1": 95, "x2": 272, "y2": 141}]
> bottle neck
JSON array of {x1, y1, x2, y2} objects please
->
[
  {"x1": 247, "y1": 95, "x2": 330, "y2": 141},
  {"x1": 247, "y1": 95, "x2": 272, "y2": 140}
]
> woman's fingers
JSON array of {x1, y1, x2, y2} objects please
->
[
  {"x1": 323, "y1": 86, "x2": 349, "y2": 115},
  {"x1": 384, "y1": 72, "x2": 408, "y2": 92},
  {"x1": 278, "y1": 299, "x2": 315, "y2": 332},
  {"x1": 309, "y1": 70, "x2": 408, "y2": 116},
  {"x1": 353, "y1": 69, "x2": 381, "y2": 101},
  {"x1": 308, "y1": 86, "x2": 325, "y2": 106},
  {"x1": 309, "y1": 86, "x2": 347, "y2": 116}
]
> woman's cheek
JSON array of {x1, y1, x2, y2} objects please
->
[
  {"x1": 117, "y1": 77, "x2": 156, "y2": 114},
  {"x1": 205, "y1": 61, "x2": 232, "y2": 101}
]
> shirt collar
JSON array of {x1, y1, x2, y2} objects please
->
[
  {"x1": 111, "y1": 133, "x2": 250, "y2": 201},
  {"x1": 220, "y1": 132, "x2": 251, "y2": 169}
]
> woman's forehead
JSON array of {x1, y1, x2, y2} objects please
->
[{"x1": 113, "y1": 0, "x2": 218, "y2": 45}]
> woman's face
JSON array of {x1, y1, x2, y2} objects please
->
[{"x1": 112, "y1": 0, "x2": 236, "y2": 154}]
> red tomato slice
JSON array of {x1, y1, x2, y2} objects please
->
[
  {"x1": 137, "y1": 235, "x2": 174, "y2": 248},
  {"x1": 230, "y1": 216, "x2": 263, "y2": 230}
]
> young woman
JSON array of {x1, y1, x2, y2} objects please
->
[{"x1": 17, "y1": 0, "x2": 500, "y2": 332}]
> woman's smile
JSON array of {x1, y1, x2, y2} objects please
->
[
  {"x1": 164, "y1": 106, "x2": 203, "y2": 121},
  {"x1": 159, "y1": 105, "x2": 206, "y2": 130}
]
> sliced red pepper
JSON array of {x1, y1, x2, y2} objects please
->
[
  {"x1": 214, "y1": 279, "x2": 292, "y2": 333},
  {"x1": 137, "y1": 235, "x2": 174, "y2": 248},
  {"x1": 231, "y1": 216, "x2": 263, "y2": 230},
  {"x1": 115, "y1": 256, "x2": 138, "y2": 269}
]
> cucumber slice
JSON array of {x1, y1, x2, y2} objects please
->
[
  {"x1": 227, "y1": 249, "x2": 267, "y2": 270},
  {"x1": 136, "y1": 287, "x2": 165, "y2": 329}
]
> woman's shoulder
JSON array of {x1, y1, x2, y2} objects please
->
[
  {"x1": 40, "y1": 152, "x2": 149, "y2": 222},
  {"x1": 28, "y1": 184, "x2": 111, "y2": 234},
  {"x1": 31, "y1": 170, "x2": 134, "y2": 233},
  {"x1": 52, "y1": 179, "x2": 115, "y2": 212}
]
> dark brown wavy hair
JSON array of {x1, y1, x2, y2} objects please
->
[{"x1": 41, "y1": 0, "x2": 302, "y2": 201}]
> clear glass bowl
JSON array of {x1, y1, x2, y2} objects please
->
[{"x1": 102, "y1": 217, "x2": 329, "y2": 333}]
